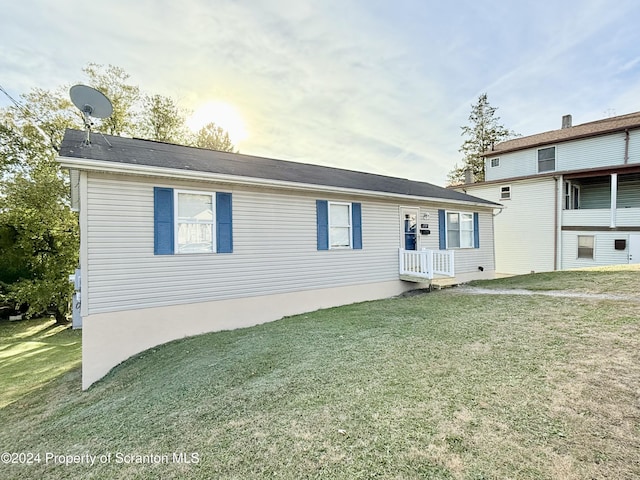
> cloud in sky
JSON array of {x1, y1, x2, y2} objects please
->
[{"x1": 2, "y1": 0, "x2": 640, "y2": 184}]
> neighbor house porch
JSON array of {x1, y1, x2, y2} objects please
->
[{"x1": 562, "y1": 171, "x2": 640, "y2": 229}]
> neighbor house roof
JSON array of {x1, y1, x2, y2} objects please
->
[
  {"x1": 59, "y1": 129, "x2": 499, "y2": 207},
  {"x1": 484, "y1": 111, "x2": 640, "y2": 156}
]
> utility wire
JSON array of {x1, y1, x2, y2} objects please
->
[{"x1": 0, "y1": 82, "x2": 55, "y2": 149}]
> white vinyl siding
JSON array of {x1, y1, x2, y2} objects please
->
[
  {"x1": 461, "y1": 178, "x2": 556, "y2": 275},
  {"x1": 485, "y1": 149, "x2": 534, "y2": 181},
  {"x1": 486, "y1": 131, "x2": 637, "y2": 182},
  {"x1": 84, "y1": 174, "x2": 496, "y2": 314},
  {"x1": 561, "y1": 231, "x2": 635, "y2": 269},
  {"x1": 448, "y1": 211, "x2": 495, "y2": 273}
]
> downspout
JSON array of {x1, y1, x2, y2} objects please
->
[
  {"x1": 624, "y1": 129, "x2": 630, "y2": 164},
  {"x1": 553, "y1": 176, "x2": 559, "y2": 271}
]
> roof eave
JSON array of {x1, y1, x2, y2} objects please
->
[{"x1": 58, "y1": 156, "x2": 500, "y2": 209}]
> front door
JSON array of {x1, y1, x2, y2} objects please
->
[
  {"x1": 401, "y1": 208, "x2": 419, "y2": 250},
  {"x1": 629, "y1": 235, "x2": 640, "y2": 264}
]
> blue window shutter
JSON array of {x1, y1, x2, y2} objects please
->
[
  {"x1": 216, "y1": 192, "x2": 233, "y2": 253},
  {"x1": 438, "y1": 209, "x2": 446, "y2": 250},
  {"x1": 154, "y1": 187, "x2": 174, "y2": 255},
  {"x1": 316, "y1": 200, "x2": 329, "y2": 250},
  {"x1": 473, "y1": 212, "x2": 480, "y2": 248},
  {"x1": 352, "y1": 202, "x2": 362, "y2": 249}
]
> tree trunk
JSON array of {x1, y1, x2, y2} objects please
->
[{"x1": 54, "y1": 309, "x2": 70, "y2": 325}]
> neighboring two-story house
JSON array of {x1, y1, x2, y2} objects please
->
[{"x1": 457, "y1": 112, "x2": 640, "y2": 275}]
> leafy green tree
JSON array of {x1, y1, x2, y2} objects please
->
[
  {"x1": 140, "y1": 94, "x2": 189, "y2": 143},
  {"x1": 83, "y1": 63, "x2": 140, "y2": 136},
  {"x1": 193, "y1": 122, "x2": 236, "y2": 152},
  {"x1": 0, "y1": 158, "x2": 79, "y2": 323},
  {"x1": 0, "y1": 89, "x2": 81, "y2": 323},
  {"x1": 0, "y1": 63, "x2": 237, "y2": 323},
  {"x1": 448, "y1": 93, "x2": 518, "y2": 185}
]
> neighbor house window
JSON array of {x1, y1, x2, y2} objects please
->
[
  {"x1": 490, "y1": 158, "x2": 500, "y2": 167},
  {"x1": 447, "y1": 212, "x2": 474, "y2": 248},
  {"x1": 577, "y1": 235, "x2": 594, "y2": 259},
  {"x1": 176, "y1": 191, "x2": 215, "y2": 253},
  {"x1": 500, "y1": 185, "x2": 511, "y2": 200},
  {"x1": 329, "y1": 202, "x2": 352, "y2": 248},
  {"x1": 538, "y1": 146, "x2": 556, "y2": 172}
]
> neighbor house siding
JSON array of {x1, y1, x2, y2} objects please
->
[
  {"x1": 86, "y1": 174, "x2": 403, "y2": 315},
  {"x1": 460, "y1": 178, "x2": 556, "y2": 275},
  {"x1": 485, "y1": 149, "x2": 533, "y2": 181},
  {"x1": 561, "y1": 231, "x2": 631, "y2": 269},
  {"x1": 486, "y1": 131, "x2": 637, "y2": 182},
  {"x1": 556, "y1": 134, "x2": 626, "y2": 171},
  {"x1": 627, "y1": 129, "x2": 640, "y2": 164}
]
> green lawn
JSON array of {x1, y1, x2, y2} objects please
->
[
  {"x1": 0, "y1": 267, "x2": 639, "y2": 479},
  {"x1": 0, "y1": 318, "x2": 81, "y2": 409}
]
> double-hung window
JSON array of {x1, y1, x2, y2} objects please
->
[
  {"x1": 176, "y1": 191, "x2": 215, "y2": 254},
  {"x1": 439, "y1": 210, "x2": 481, "y2": 250},
  {"x1": 578, "y1": 235, "x2": 594, "y2": 259},
  {"x1": 154, "y1": 187, "x2": 233, "y2": 255},
  {"x1": 446, "y1": 212, "x2": 474, "y2": 248},
  {"x1": 329, "y1": 202, "x2": 352, "y2": 248},
  {"x1": 316, "y1": 200, "x2": 362, "y2": 250},
  {"x1": 538, "y1": 147, "x2": 556, "y2": 172}
]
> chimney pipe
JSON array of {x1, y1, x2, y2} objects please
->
[
  {"x1": 464, "y1": 168, "x2": 473, "y2": 184},
  {"x1": 562, "y1": 114, "x2": 572, "y2": 129}
]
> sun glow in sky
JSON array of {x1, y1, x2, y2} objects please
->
[
  {"x1": 186, "y1": 101, "x2": 249, "y2": 145},
  {"x1": 2, "y1": 1, "x2": 640, "y2": 184}
]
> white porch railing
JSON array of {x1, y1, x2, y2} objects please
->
[{"x1": 399, "y1": 249, "x2": 455, "y2": 280}]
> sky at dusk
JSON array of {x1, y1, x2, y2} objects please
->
[{"x1": 2, "y1": 0, "x2": 640, "y2": 185}]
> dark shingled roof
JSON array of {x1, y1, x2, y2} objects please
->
[
  {"x1": 59, "y1": 129, "x2": 498, "y2": 206},
  {"x1": 485, "y1": 111, "x2": 640, "y2": 156}
]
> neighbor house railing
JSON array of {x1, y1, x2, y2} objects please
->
[{"x1": 399, "y1": 249, "x2": 455, "y2": 280}]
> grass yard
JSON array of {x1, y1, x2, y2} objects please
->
[
  {"x1": 0, "y1": 318, "x2": 81, "y2": 409},
  {"x1": 0, "y1": 267, "x2": 639, "y2": 479}
]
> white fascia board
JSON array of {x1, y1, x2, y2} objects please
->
[{"x1": 58, "y1": 156, "x2": 499, "y2": 209}]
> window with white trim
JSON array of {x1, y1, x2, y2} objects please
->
[
  {"x1": 329, "y1": 202, "x2": 352, "y2": 248},
  {"x1": 538, "y1": 146, "x2": 556, "y2": 172},
  {"x1": 175, "y1": 191, "x2": 215, "y2": 254},
  {"x1": 447, "y1": 212, "x2": 474, "y2": 248},
  {"x1": 500, "y1": 185, "x2": 511, "y2": 200},
  {"x1": 490, "y1": 158, "x2": 500, "y2": 167},
  {"x1": 577, "y1": 235, "x2": 594, "y2": 259}
]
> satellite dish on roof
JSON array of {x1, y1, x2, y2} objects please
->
[{"x1": 69, "y1": 84, "x2": 113, "y2": 146}]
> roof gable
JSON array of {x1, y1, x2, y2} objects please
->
[{"x1": 59, "y1": 129, "x2": 498, "y2": 207}]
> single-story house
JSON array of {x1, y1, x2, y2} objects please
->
[{"x1": 58, "y1": 128, "x2": 500, "y2": 389}]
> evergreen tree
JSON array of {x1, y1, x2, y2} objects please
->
[{"x1": 448, "y1": 93, "x2": 517, "y2": 185}]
